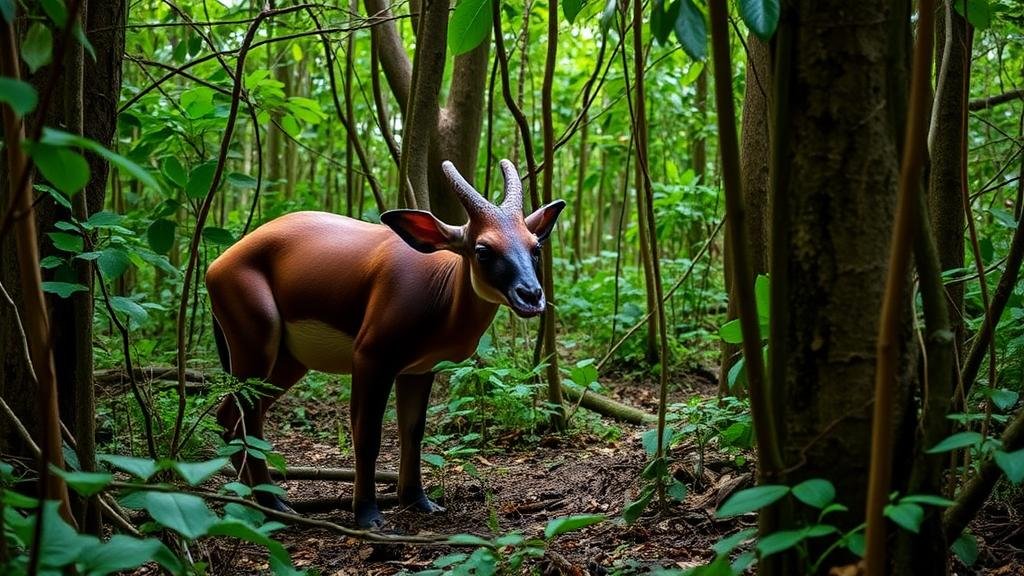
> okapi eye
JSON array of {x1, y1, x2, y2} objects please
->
[{"x1": 475, "y1": 244, "x2": 494, "y2": 261}]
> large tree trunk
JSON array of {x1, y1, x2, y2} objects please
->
[
  {"x1": 719, "y1": 34, "x2": 770, "y2": 396},
  {"x1": 778, "y1": 0, "x2": 914, "y2": 555}
]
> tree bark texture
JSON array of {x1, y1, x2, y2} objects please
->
[
  {"x1": 719, "y1": 34, "x2": 770, "y2": 396},
  {"x1": 779, "y1": 0, "x2": 914, "y2": 538}
]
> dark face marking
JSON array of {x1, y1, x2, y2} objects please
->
[{"x1": 467, "y1": 210, "x2": 546, "y2": 318}]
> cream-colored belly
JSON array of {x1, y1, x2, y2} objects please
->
[{"x1": 284, "y1": 320, "x2": 355, "y2": 374}]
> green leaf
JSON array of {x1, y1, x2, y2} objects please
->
[
  {"x1": 754, "y1": 274, "x2": 770, "y2": 327},
  {"x1": 253, "y1": 483, "x2": 287, "y2": 496},
  {"x1": 40, "y1": 255, "x2": 64, "y2": 269},
  {"x1": 668, "y1": 479, "x2": 687, "y2": 502},
  {"x1": 224, "y1": 502, "x2": 265, "y2": 526},
  {"x1": 35, "y1": 500, "x2": 96, "y2": 568},
  {"x1": 74, "y1": 21, "x2": 96, "y2": 60},
  {"x1": 109, "y1": 295, "x2": 148, "y2": 325},
  {"x1": 884, "y1": 502, "x2": 924, "y2": 534},
  {"x1": 42, "y1": 281, "x2": 87, "y2": 298},
  {"x1": 280, "y1": 114, "x2": 301, "y2": 137},
  {"x1": 717, "y1": 484, "x2": 789, "y2": 517},
  {"x1": 95, "y1": 248, "x2": 131, "y2": 280},
  {"x1": 173, "y1": 457, "x2": 231, "y2": 486},
  {"x1": 651, "y1": 0, "x2": 678, "y2": 45},
  {"x1": 22, "y1": 23, "x2": 53, "y2": 73},
  {"x1": 622, "y1": 487, "x2": 654, "y2": 524},
  {"x1": 994, "y1": 448, "x2": 1024, "y2": 485},
  {"x1": 599, "y1": 0, "x2": 618, "y2": 34},
  {"x1": 926, "y1": 431, "x2": 983, "y2": 453},
  {"x1": 129, "y1": 491, "x2": 218, "y2": 539},
  {"x1": 951, "y1": 531, "x2": 978, "y2": 566},
  {"x1": 78, "y1": 535, "x2": 165, "y2": 576},
  {"x1": 30, "y1": 142, "x2": 90, "y2": 195},
  {"x1": 674, "y1": 0, "x2": 707, "y2": 61},
  {"x1": 40, "y1": 0, "x2": 68, "y2": 26},
  {"x1": 227, "y1": 172, "x2": 259, "y2": 189},
  {"x1": 899, "y1": 494, "x2": 955, "y2": 507},
  {"x1": 180, "y1": 86, "x2": 215, "y2": 118},
  {"x1": 544, "y1": 514, "x2": 605, "y2": 539},
  {"x1": 0, "y1": 0, "x2": 13, "y2": 23},
  {"x1": 202, "y1": 226, "x2": 236, "y2": 246},
  {"x1": 422, "y1": 453, "x2": 446, "y2": 468},
  {"x1": 0, "y1": 77, "x2": 38, "y2": 116},
  {"x1": 40, "y1": 128, "x2": 161, "y2": 192},
  {"x1": 265, "y1": 451, "x2": 287, "y2": 475},
  {"x1": 161, "y1": 156, "x2": 188, "y2": 187},
  {"x1": 185, "y1": 161, "x2": 218, "y2": 199},
  {"x1": 97, "y1": 454, "x2": 160, "y2": 480},
  {"x1": 711, "y1": 527, "x2": 756, "y2": 555},
  {"x1": 49, "y1": 232, "x2": 84, "y2": 253},
  {"x1": 791, "y1": 478, "x2": 835, "y2": 509},
  {"x1": 50, "y1": 467, "x2": 113, "y2": 497},
  {"x1": 988, "y1": 388, "x2": 1019, "y2": 411},
  {"x1": 718, "y1": 318, "x2": 743, "y2": 343},
  {"x1": 953, "y1": 0, "x2": 992, "y2": 29},
  {"x1": 756, "y1": 529, "x2": 807, "y2": 558},
  {"x1": 147, "y1": 219, "x2": 176, "y2": 254},
  {"x1": 641, "y1": 427, "x2": 674, "y2": 457},
  {"x1": 448, "y1": 0, "x2": 492, "y2": 56},
  {"x1": 737, "y1": 0, "x2": 779, "y2": 40},
  {"x1": 83, "y1": 210, "x2": 123, "y2": 229},
  {"x1": 447, "y1": 533, "x2": 493, "y2": 547},
  {"x1": 222, "y1": 481, "x2": 252, "y2": 497},
  {"x1": 563, "y1": 0, "x2": 583, "y2": 23}
]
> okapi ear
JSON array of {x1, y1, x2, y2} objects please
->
[
  {"x1": 380, "y1": 210, "x2": 465, "y2": 253},
  {"x1": 524, "y1": 200, "x2": 567, "y2": 242}
]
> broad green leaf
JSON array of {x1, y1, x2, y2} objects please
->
[
  {"x1": 754, "y1": 274, "x2": 770, "y2": 326},
  {"x1": 791, "y1": 478, "x2": 835, "y2": 509},
  {"x1": 185, "y1": 161, "x2": 218, "y2": 199},
  {"x1": 951, "y1": 531, "x2": 978, "y2": 566},
  {"x1": 127, "y1": 491, "x2": 217, "y2": 539},
  {"x1": 173, "y1": 457, "x2": 231, "y2": 486},
  {"x1": 30, "y1": 142, "x2": 90, "y2": 195},
  {"x1": 674, "y1": 0, "x2": 707, "y2": 61},
  {"x1": 719, "y1": 319, "x2": 743, "y2": 343},
  {"x1": 36, "y1": 182, "x2": 71, "y2": 209},
  {"x1": 544, "y1": 514, "x2": 605, "y2": 539},
  {"x1": 95, "y1": 248, "x2": 131, "y2": 280},
  {"x1": 97, "y1": 454, "x2": 160, "y2": 480},
  {"x1": 641, "y1": 427, "x2": 674, "y2": 457},
  {"x1": 422, "y1": 453, "x2": 446, "y2": 468},
  {"x1": 953, "y1": 0, "x2": 992, "y2": 29},
  {"x1": 0, "y1": 0, "x2": 13, "y2": 22},
  {"x1": 884, "y1": 502, "x2": 924, "y2": 534},
  {"x1": 202, "y1": 226, "x2": 236, "y2": 246},
  {"x1": 622, "y1": 486, "x2": 654, "y2": 524},
  {"x1": 899, "y1": 494, "x2": 955, "y2": 507},
  {"x1": 727, "y1": 355, "x2": 745, "y2": 389},
  {"x1": 78, "y1": 535, "x2": 165, "y2": 576},
  {"x1": 253, "y1": 483, "x2": 287, "y2": 496},
  {"x1": 147, "y1": 219, "x2": 176, "y2": 253},
  {"x1": 35, "y1": 501, "x2": 96, "y2": 568},
  {"x1": 651, "y1": 0, "x2": 678, "y2": 45},
  {"x1": 265, "y1": 451, "x2": 287, "y2": 474},
  {"x1": 50, "y1": 467, "x2": 113, "y2": 497},
  {"x1": 224, "y1": 502, "x2": 265, "y2": 526},
  {"x1": 40, "y1": 128, "x2": 161, "y2": 192},
  {"x1": 280, "y1": 114, "x2": 301, "y2": 137},
  {"x1": 222, "y1": 481, "x2": 252, "y2": 497},
  {"x1": 737, "y1": 0, "x2": 779, "y2": 40},
  {"x1": 109, "y1": 295, "x2": 148, "y2": 325},
  {"x1": 926, "y1": 431, "x2": 983, "y2": 453},
  {"x1": 448, "y1": 0, "x2": 492, "y2": 56},
  {"x1": 563, "y1": 0, "x2": 583, "y2": 23},
  {"x1": 711, "y1": 527, "x2": 756, "y2": 555},
  {"x1": 180, "y1": 86, "x2": 215, "y2": 118},
  {"x1": 42, "y1": 281, "x2": 87, "y2": 298},
  {"x1": 0, "y1": 77, "x2": 37, "y2": 116},
  {"x1": 448, "y1": 533, "x2": 493, "y2": 547},
  {"x1": 988, "y1": 388, "x2": 1019, "y2": 411},
  {"x1": 717, "y1": 484, "x2": 789, "y2": 517},
  {"x1": 22, "y1": 23, "x2": 53, "y2": 73},
  {"x1": 994, "y1": 448, "x2": 1024, "y2": 485},
  {"x1": 668, "y1": 479, "x2": 687, "y2": 502},
  {"x1": 599, "y1": 0, "x2": 617, "y2": 34},
  {"x1": 227, "y1": 172, "x2": 259, "y2": 189},
  {"x1": 641, "y1": 456, "x2": 669, "y2": 480},
  {"x1": 756, "y1": 529, "x2": 807, "y2": 558},
  {"x1": 161, "y1": 156, "x2": 188, "y2": 187},
  {"x1": 40, "y1": 255, "x2": 64, "y2": 269},
  {"x1": 40, "y1": 0, "x2": 68, "y2": 26},
  {"x1": 83, "y1": 210, "x2": 123, "y2": 229},
  {"x1": 49, "y1": 231, "x2": 84, "y2": 253}
]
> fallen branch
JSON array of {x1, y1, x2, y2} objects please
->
[
  {"x1": 561, "y1": 383, "x2": 656, "y2": 425},
  {"x1": 218, "y1": 466, "x2": 399, "y2": 484},
  {"x1": 968, "y1": 88, "x2": 1024, "y2": 111}
]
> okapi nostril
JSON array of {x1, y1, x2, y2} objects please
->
[{"x1": 516, "y1": 285, "x2": 542, "y2": 305}]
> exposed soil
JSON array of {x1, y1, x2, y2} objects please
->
[{"x1": 128, "y1": 369, "x2": 1022, "y2": 575}]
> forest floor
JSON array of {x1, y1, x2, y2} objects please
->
[{"x1": 127, "y1": 368, "x2": 1022, "y2": 575}]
